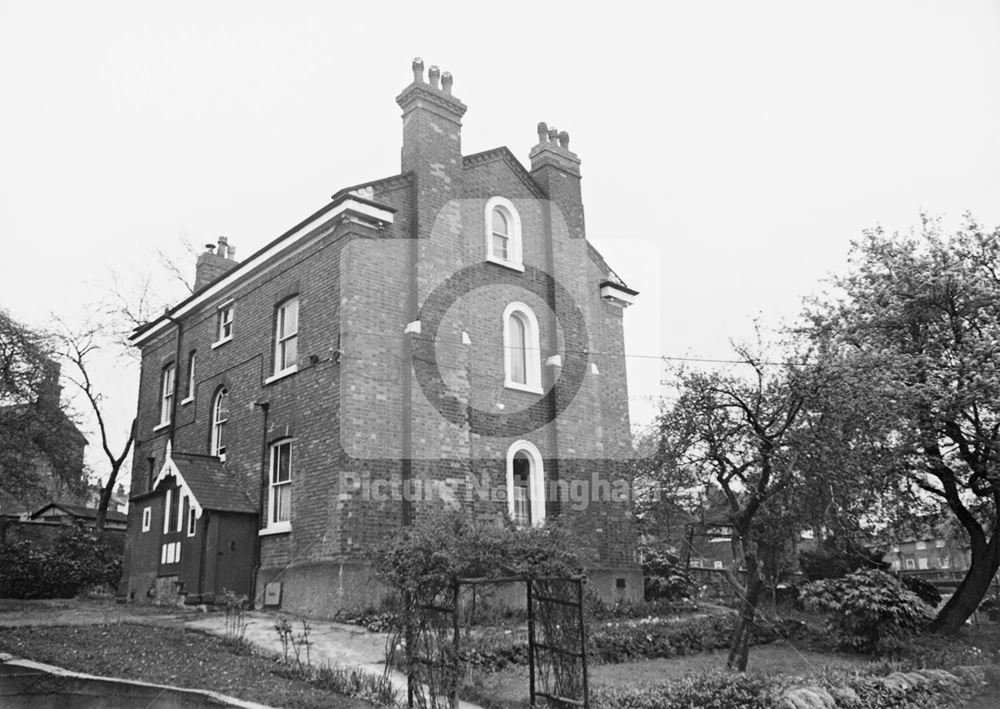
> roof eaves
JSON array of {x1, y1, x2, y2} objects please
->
[{"x1": 130, "y1": 193, "x2": 395, "y2": 345}]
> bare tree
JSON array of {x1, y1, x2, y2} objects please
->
[{"x1": 55, "y1": 322, "x2": 136, "y2": 532}]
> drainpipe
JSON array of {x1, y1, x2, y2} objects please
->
[
  {"x1": 165, "y1": 315, "x2": 183, "y2": 448},
  {"x1": 251, "y1": 400, "x2": 270, "y2": 605},
  {"x1": 401, "y1": 175, "x2": 418, "y2": 527}
]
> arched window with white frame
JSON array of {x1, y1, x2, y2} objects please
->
[
  {"x1": 485, "y1": 197, "x2": 523, "y2": 270},
  {"x1": 506, "y1": 441, "x2": 545, "y2": 527},
  {"x1": 503, "y1": 302, "x2": 542, "y2": 393},
  {"x1": 210, "y1": 387, "x2": 229, "y2": 460}
]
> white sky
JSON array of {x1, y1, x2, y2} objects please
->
[{"x1": 2, "y1": 1, "x2": 999, "y2": 489}]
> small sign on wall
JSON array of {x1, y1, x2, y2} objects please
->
[{"x1": 264, "y1": 582, "x2": 282, "y2": 607}]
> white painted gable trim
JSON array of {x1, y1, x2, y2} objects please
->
[{"x1": 152, "y1": 440, "x2": 204, "y2": 520}]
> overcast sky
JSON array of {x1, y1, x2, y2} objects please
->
[{"x1": 2, "y1": 1, "x2": 999, "y2": 489}]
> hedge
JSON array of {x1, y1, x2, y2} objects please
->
[{"x1": 0, "y1": 526, "x2": 122, "y2": 598}]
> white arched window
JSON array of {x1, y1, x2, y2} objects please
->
[
  {"x1": 485, "y1": 197, "x2": 523, "y2": 270},
  {"x1": 506, "y1": 441, "x2": 545, "y2": 527},
  {"x1": 211, "y1": 388, "x2": 229, "y2": 460},
  {"x1": 503, "y1": 302, "x2": 542, "y2": 393}
]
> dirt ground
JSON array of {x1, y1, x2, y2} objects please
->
[{"x1": 0, "y1": 599, "x2": 375, "y2": 709}]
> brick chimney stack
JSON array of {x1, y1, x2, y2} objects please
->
[
  {"x1": 396, "y1": 58, "x2": 467, "y2": 240},
  {"x1": 194, "y1": 236, "x2": 239, "y2": 291},
  {"x1": 529, "y1": 121, "x2": 585, "y2": 240}
]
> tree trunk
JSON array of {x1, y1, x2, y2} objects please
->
[
  {"x1": 94, "y1": 419, "x2": 136, "y2": 533},
  {"x1": 727, "y1": 555, "x2": 763, "y2": 671},
  {"x1": 94, "y1": 464, "x2": 119, "y2": 533},
  {"x1": 931, "y1": 537, "x2": 1000, "y2": 633}
]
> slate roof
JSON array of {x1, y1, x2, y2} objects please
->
[
  {"x1": 30, "y1": 502, "x2": 127, "y2": 523},
  {"x1": 171, "y1": 452, "x2": 256, "y2": 514}
]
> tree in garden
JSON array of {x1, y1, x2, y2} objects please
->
[
  {"x1": 50, "y1": 238, "x2": 194, "y2": 531},
  {"x1": 0, "y1": 309, "x2": 86, "y2": 507},
  {"x1": 810, "y1": 216, "x2": 1000, "y2": 633},
  {"x1": 55, "y1": 322, "x2": 136, "y2": 532},
  {"x1": 652, "y1": 342, "x2": 820, "y2": 671},
  {"x1": 648, "y1": 333, "x2": 893, "y2": 671}
]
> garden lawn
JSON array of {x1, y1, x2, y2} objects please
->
[
  {"x1": 0, "y1": 623, "x2": 374, "y2": 709},
  {"x1": 461, "y1": 644, "x2": 872, "y2": 707}
]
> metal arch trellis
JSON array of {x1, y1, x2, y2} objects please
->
[
  {"x1": 524, "y1": 575, "x2": 590, "y2": 709},
  {"x1": 395, "y1": 575, "x2": 589, "y2": 709}
]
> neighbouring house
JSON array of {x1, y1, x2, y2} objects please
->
[
  {"x1": 120, "y1": 59, "x2": 641, "y2": 614},
  {"x1": 28, "y1": 502, "x2": 128, "y2": 531},
  {"x1": 886, "y1": 536, "x2": 972, "y2": 586},
  {"x1": 84, "y1": 483, "x2": 129, "y2": 515},
  {"x1": 0, "y1": 360, "x2": 88, "y2": 519}
]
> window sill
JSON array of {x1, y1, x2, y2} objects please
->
[
  {"x1": 504, "y1": 381, "x2": 544, "y2": 395},
  {"x1": 211, "y1": 337, "x2": 232, "y2": 350},
  {"x1": 180, "y1": 396, "x2": 194, "y2": 406},
  {"x1": 264, "y1": 365, "x2": 298, "y2": 385},
  {"x1": 153, "y1": 421, "x2": 172, "y2": 433},
  {"x1": 259, "y1": 523, "x2": 291, "y2": 537},
  {"x1": 486, "y1": 256, "x2": 524, "y2": 272}
]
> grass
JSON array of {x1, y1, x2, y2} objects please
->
[
  {"x1": 458, "y1": 619, "x2": 1000, "y2": 708},
  {"x1": 459, "y1": 644, "x2": 873, "y2": 708},
  {"x1": 0, "y1": 622, "x2": 379, "y2": 709}
]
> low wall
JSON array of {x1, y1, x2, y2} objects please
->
[
  {"x1": 256, "y1": 561, "x2": 386, "y2": 617},
  {"x1": 256, "y1": 561, "x2": 644, "y2": 617}
]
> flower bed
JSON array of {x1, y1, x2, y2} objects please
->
[{"x1": 594, "y1": 665, "x2": 984, "y2": 709}]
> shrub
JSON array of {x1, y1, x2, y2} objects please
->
[
  {"x1": 799, "y1": 539, "x2": 888, "y2": 582},
  {"x1": 640, "y1": 544, "x2": 695, "y2": 602},
  {"x1": 313, "y1": 663, "x2": 398, "y2": 707},
  {"x1": 373, "y1": 511, "x2": 586, "y2": 600},
  {"x1": 456, "y1": 611, "x2": 810, "y2": 670},
  {"x1": 800, "y1": 569, "x2": 934, "y2": 655},
  {"x1": 594, "y1": 666, "x2": 981, "y2": 709},
  {"x1": 977, "y1": 590, "x2": 1000, "y2": 615},
  {"x1": 595, "y1": 670, "x2": 781, "y2": 709},
  {"x1": 900, "y1": 574, "x2": 942, "y2": 608},
  {"x1": 585, "y1": 593, "x2": 700, "y2": 622},
  {"x1": 0, "y1": 526, "x2": 122, "y2": 598}
]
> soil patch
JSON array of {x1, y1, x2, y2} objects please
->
[{"x1": 0, "y1": 623, "x2": 373, "y2": 709}]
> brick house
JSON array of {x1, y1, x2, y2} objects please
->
[
  {"x1": 121, "y1": 59, "x2": 641, "y2": 614},
  {"x1": 0, "y1": 360, "x2": 88, "y2": 519}
]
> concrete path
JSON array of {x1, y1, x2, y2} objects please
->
[
  {"x1": 186, "y1": 613, "x2": 397, "y2": 688},
  {"x1": 186, "y1": 611, "x2": 484, "y2": 709}
]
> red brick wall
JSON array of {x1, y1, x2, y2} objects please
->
[{"x1": 126, "y1": 76, "x2": 639, "y2": 610}]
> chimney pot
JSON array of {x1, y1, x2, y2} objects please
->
[
  {"x1": 227, "y1": 245, "x2": 236, "y2": 261},
  {"x1": 428, "y1": 65, "x2": 440, "y2": 89},
  {"x1": 548, "y1": 127, "x2": 559, "y2": 143},
  {"x1": 204, "y1": 243, "x2": 216, "y2": 254},
  {"x1": 558, "y1": 130, "x2": 570, "y2": 149},
  {"x1": 217, "y1": 236, "x2": 229, "y2": 259},
  {"x1": 441, "y1": 71, "x2": 453, "y2": 95},
  {"x1": 412, "y1": 57, "x2": 424, "y2": 83},
  {"x1": 537, "y1": 122, "x2": 548, "y2": 144}
]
